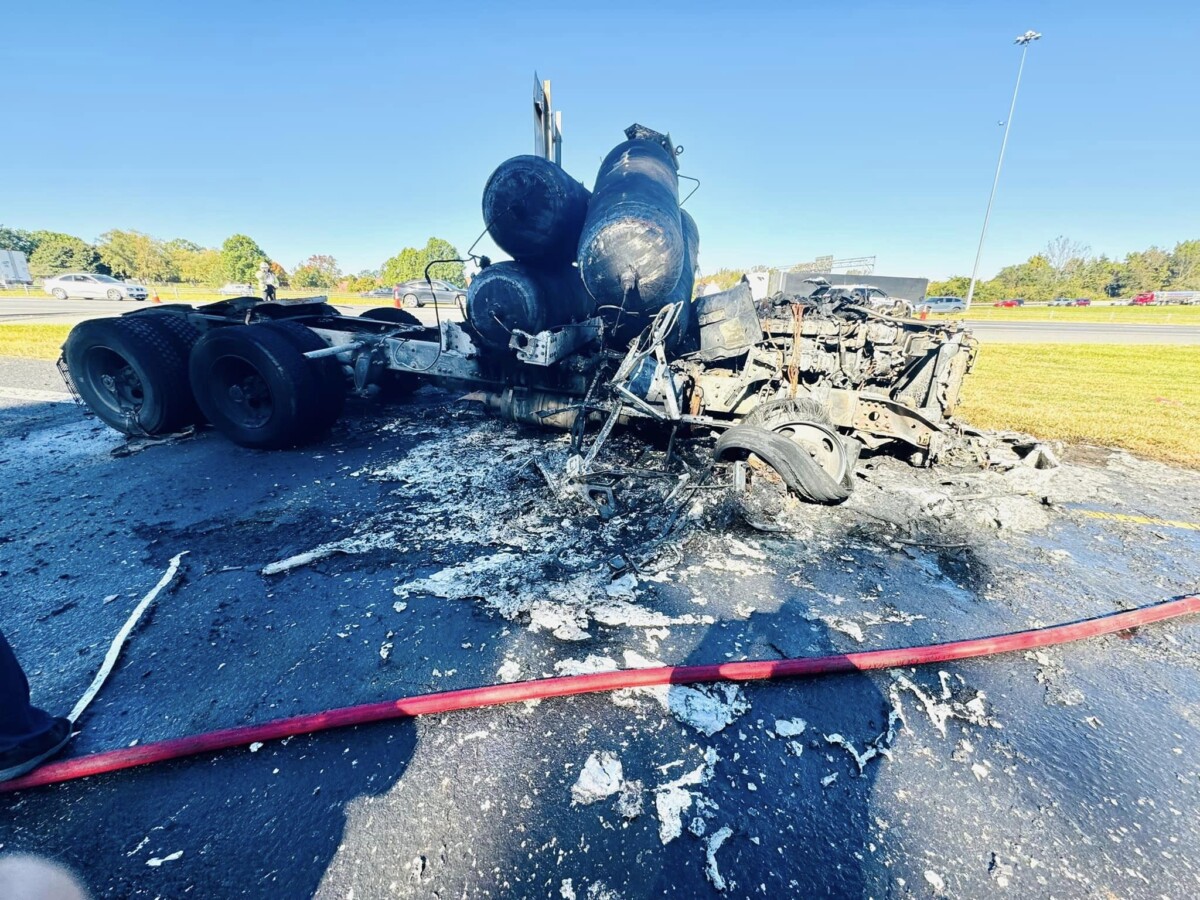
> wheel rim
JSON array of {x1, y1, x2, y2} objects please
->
[
  {"x1": 107, "y1": 290, "x2": 121, "y2": 300},
  {"x1": 53, "y1": 289, "x2": 66, "y2": 299},
  {"x1": 83, "y1": 346, "x2": 145, "y2": 417},
  {"x1": 208, "y1": 354, "x2": 274, "y2": 428},
  {"x1": 771, "y1": 420, "x2": 848, "y2": 482}
]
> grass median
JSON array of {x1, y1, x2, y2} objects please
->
[
  {"x1": 957, "y1": 343, "x2": 1199, "y2": 468},
  {"x1": 0, "y1": 323, "x2": 71, "y2": 360},
  {"x1": 948, "y1": 305, "x2": 1200, "y2": 324},
  {"x1": 2, "y1": 324, "x2": 1196, "y2": 467}
]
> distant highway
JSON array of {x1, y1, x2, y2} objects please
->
[
  {"x1": 3, "y1": 297, "x2": 1199, "y2": 344},
  {"x1": 0, "y1": 297, "x2": 130, "y2": 323}
]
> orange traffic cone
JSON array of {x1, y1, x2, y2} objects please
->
[
  {"x1": 152, "y1": 291, "x2": 161, "y2": 304},
  {"x1": 392, "y1": 286, "x2": 401, "y2": 309}
]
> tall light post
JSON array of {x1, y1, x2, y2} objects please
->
[{"x1": 965, "y1": 30, "x2": 1041, "y2": 306}]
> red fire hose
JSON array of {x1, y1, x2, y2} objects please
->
[{"x1": 3, "y1": 594, "x2": 1197, "y2": 794}]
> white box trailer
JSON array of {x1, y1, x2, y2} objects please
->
[
  {"x1": 0, "y1": 250, "x2": 32, "y2": 285},
  {"x1": 1154, "y1": 291, "x2": 1200, "y2": 305}
]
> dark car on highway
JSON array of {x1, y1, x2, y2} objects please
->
[{"x1": 394, "y1": 279, "x2": 466, "y2": 308}]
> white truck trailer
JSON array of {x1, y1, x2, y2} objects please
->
[{"x1": 0, "y1": 250, "x2": 33, "y2": 286}]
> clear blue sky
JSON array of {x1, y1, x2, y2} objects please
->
[{"x1": 5, "y1": 1, "x2": 1197, "y2": 281}]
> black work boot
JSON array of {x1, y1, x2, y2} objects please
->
[{"x1": 0, "y1": 718, "x2": 73, "y2": 782}]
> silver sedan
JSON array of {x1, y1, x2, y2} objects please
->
[
  {"x1": 43, "y1": 273, "x2": 148, "y2": 301},
  {"x1": 394, "y1": 279, "x2": 466, "y2": 308}
]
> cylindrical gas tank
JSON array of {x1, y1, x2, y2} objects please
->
[
  {"x1": 482, "y1": 156, "x2": 591, "y2": 265},
  {"x1": 674, "y1": 208, "x2": 700, "y2": 303},
  {"x1": 576, "y1": 139, "x2": 684, "y2": 319},
  {"x1": 667, "y1": 208, "x2": 701, "y2": 354},
  {"x1": 466, "y1": 261, "x2": 593, "y2": 350}
]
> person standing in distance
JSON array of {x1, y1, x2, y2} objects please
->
[{"x1": 258, "y1": 261, "x2": 278, "y2": 302}]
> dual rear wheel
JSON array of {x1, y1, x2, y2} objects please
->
[{"x1": 63, "y1": 314, "x2": 346, "y2": 449}]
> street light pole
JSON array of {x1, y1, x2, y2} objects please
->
[{"x1": 965, "y1": 30, "x2": 1041, "y2": 307}]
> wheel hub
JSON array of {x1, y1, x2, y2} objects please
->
[{"x1": 770, "y1": 419, "x2": 848, "y2": 483}]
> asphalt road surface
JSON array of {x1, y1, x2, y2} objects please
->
[{"x1": 1, "y1": 356, "x2": 1199, "y2": 898}]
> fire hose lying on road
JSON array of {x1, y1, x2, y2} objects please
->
[
  {"x1": 3, "y1": 575, "x2": 1196, "y2": 794},
  {"x1": 58, "y1": 124, "x2": 979, "y2": 516}
]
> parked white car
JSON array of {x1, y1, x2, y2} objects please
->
[
  {"x1": 218, "y1": 282, "x2": 256, "y2": 295},
  {"x1": 43, "y1": 273, "x2": 148, "y2": 301}
]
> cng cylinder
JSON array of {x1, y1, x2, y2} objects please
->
[
  {"x1": 482, "y1": 156, "x2": 591, "y2": 265},
  {"x1": 576, "y1": 138, "x2": 684, "y2": 324},
  {"x1": 675, "y1": 208, "x2": 699, "y2": 303},
  {"x1": 466, "y1": 261, "x2": 593, "y2": 350},
  {"x1": 668, "y1": 208, "x2": 701, "y2": 353}
]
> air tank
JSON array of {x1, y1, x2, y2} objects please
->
[
  {"x1": 576, "y1": 135, "x2": 684, "y2": 325},
  {"x1": 466, "y1": 261, "x2": 593, "y2": 350},
  {"x1": 482, "y1": 156, "x2": 591, "y2": 265}
]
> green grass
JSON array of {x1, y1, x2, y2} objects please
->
[
  {"x1": 0, "y1": 323, "x2": 71, "y2": 360},
  {"x1": 3, "y1": 325, "x2": 1195, "y2": 468},
  {"x1": 944, "y1": 304, "x2": 1200, "y2": 324},
  {"x1": 957, "y1": 343, "x2": 1200, "y2": 468}
]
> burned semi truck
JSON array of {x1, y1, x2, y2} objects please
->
[{"x1": 59, "y1": 124, "x2": 977, "y2": 510}]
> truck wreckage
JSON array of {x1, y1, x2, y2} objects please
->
[{"x1": 59, "y1": 123, "x2": 978, "y2": 517}]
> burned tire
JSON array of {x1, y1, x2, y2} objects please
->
[
  {"x1": 744, "y1": 395, "x2": 854, "y2": 487},
  {"x1": 715, "y1": 424, "x2": 850, "y2": 505},
  {"x1": 359, "y1": 308, "x2": 422, "y2": 400},
  {"x1": 746, "y1": 396, "x2": 833, "y2": 428},
  {"x1": 63, "y1": 316, "x2": 199, "y2": 436},
  {"x1": 188, "y1": 324, "x2": 341, "y2": 449}
]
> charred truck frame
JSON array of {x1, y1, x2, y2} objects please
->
[{"x1": 60, "y1": 119, "x2": 978, "y2": 512}]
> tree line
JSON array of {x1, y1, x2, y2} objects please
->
[
  {"x1": 929, "y1": 236, "x2": 1199, "y2": 302},
  {"x1": 695, "y1": 236, "x2": 1199, "y2": 302},
  {"x1": 0, "y1": 226, "x2": 465, "y2": 291}
]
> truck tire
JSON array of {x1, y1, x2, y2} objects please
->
[
  {"x1": 63, "y1": 316, "x2": 199, "y2": 436},
  {"x1": 255, "y1": 321, "x2": 346, "y2": 431},
  {"x1": 714, "y1": 424, "x2": 850, "y2": 505},
  {"x1": 188, "y1": 324, "x2": 340, "y2": 449},
  {"x1": 359, "y1": 308, "x2": 422, "y2": 399}
]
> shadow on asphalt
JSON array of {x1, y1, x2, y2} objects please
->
[{"x1": 1, "y1": 703, "x2": 419, "y2": 898}]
